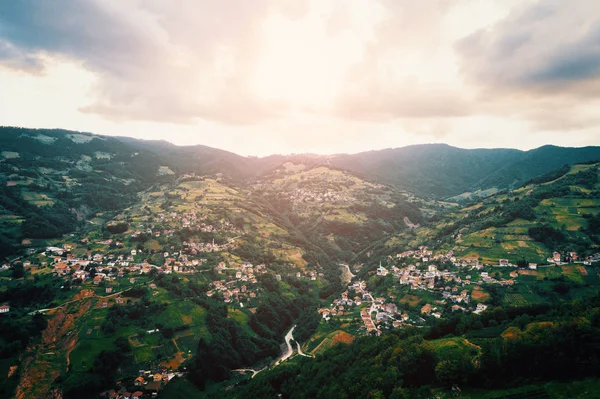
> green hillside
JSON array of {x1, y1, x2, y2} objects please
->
[{"x1": 385, "y1": 162, "x2": 600, "y2": 265}]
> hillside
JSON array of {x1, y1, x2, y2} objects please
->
[
  {"x1": 328, "y1": 144, "x2": 600, "y2": 198},
  {"x1": 0, "y1": 127, "x2": 176, "y2": 256},
  {"x1": 252, "y1": 163, "x2": 423, "y2": 262},
  {"x1": 385, "y1": 162, "x2": 600, "y2": 265},
  {"x1": 0, "y1": 173, "x2": 328, "y2": 398},
  {"x1": 1, "y1": 127, "x2": 600, "y2": 399}
]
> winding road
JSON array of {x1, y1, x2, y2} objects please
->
[
  {"x1": 234, "y1": 324, "x2": 312, "y2": 378},
  {"x1": 275, "y1": 325, "x2": 296, "y2": 365}
]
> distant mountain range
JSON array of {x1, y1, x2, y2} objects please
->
[
  {"x1": 115, "y1": 133, "x2": 600, "y2": 198},
  {"x1": 3, "y1": 127, "x2": 600, "y2": 199}
]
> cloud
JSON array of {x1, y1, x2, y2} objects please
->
[
  {"x1": 458, "y1": 0, "x2": 600, "y2": 95},
  {"x1": 1, "y1": 0, "x2": 599, "y2": 153},
  {"x1": 0, "y1": 41, "x2": 45, "y2": 72},
  {"x1": 333, "y1": 0, "x2": 473, "y2": 121},
  {"x1": 0, "y1": 0, "x2": 281, "y2": 124},
  {"x1": 455, "y1": 0, "x2": 600, "y2": 132}
]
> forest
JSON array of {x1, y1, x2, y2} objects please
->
[{"x1": 225, "y1": 293, "x2": 600, "y2": 399}]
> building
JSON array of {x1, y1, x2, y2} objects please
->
[
  {"x1": 553, "y1": 252, "x2": 561, "y2": 263},
  {"x1": 0, "y1": 304, "x2": 10, "y2": 313},
  {"x1": 421, "y1": 303, "x2": 433, "y2": 315},
  {"x1": 498, "y1": 259, "x2": 509, "y2": 267}
]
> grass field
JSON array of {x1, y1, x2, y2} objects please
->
[
  {"x1": 155, "y1": 301, "x2": 206, "y2": 328},
  {"x1": 504, "y1": 293, "x2": 529, "y2": 307},
  {"x1": 472, "y1": 288, "x2": 490, "y2": 303},
  {"x1": 228, "y1": 309, "x2": 255, "y2": 337},
  {"x1": 399, "y1": 294, "x2": 421, "y2": 307},
  {"x1": 70, "y1": 336, "x2": 116, "y2": 372}
]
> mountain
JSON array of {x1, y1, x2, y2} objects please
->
[
  {"x1": 327, "y1": 144, "x2": 600, "y2": 197},
  {"x1": 2, "y1": 126, "x2": 599, "y2": 254},
  {"x1": 1, "y1": 126, "x2": 600, "y2": 399},
  {"x1": 383, "y1": 161, "x2": 600, "y2": 265}
]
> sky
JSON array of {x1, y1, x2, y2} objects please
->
[{"x1": 0, "y1": 0, "x2": 599, "y2": 156}]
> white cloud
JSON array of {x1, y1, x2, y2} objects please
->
[{"x1": 0, "y1": 0, "x2": 599, "y2": 155}]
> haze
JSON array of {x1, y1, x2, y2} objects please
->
[{"x1": 1, "y1": 0, "x2": 599, "y2": 156}]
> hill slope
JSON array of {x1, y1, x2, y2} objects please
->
[{"x1": 385, "y1": 162, "x2": 600, "y2": 265}]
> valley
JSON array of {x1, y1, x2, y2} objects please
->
[{"x1": 1, "y1": 128, "x2": 600, "y2": 399}]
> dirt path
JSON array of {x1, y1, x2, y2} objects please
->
[
  {"x1": 32, "y1": 287, "x2": 132, "y2": 314},
  {"x1": 339, "y1": 263, "x2": 355, "y2": 285},
  {"x1": 15, "y1": 294, "x2": 95, "y2": 399}
]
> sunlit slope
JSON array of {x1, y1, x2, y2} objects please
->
[
  {"x1": 387, "y1": 163, "x2": 600, "y2": 264},
  {"x1": 254, "y1": 163, "x2": 424, "y2": 261}
]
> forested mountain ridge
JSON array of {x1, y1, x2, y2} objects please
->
[
  {"x1": 0, "y1": 127, "x2": 177, "y2": 257},
  {"x1": 327, "y1": 144, "x2": 600, "y2": 197}
]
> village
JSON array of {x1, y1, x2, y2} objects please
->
[{"x1": 319, "y1": 245, "x2": 600, "y2": 336}]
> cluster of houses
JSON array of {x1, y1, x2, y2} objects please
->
[
  {"x1": 319, "y1": 252, "x2": 525, "y2": 335},
  {"x1": 207, "y1": 262, "x2": 265, "y2": 304},
  {"x1": 287, "y1": 187, "x2": 348, "y2": 207},
  {"x1": 319, "y1": 279, "x2": 411, "y2": 334},
  {"x1": 548, "y1": 251, "x2": 600, "y2": 266},
  {"x1": 207, "y1": 262, "x2": 322, "y2": 305},
  {"x1": 133, "y1": 210, "x2": 240, "y2": 235}
]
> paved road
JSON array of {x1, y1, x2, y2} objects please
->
[
  {"x1": 276, "y1": 325, "x2": 296, "y2": 365},
  {"x1": 234, "y1": 324, "x2": 301, "y2": 378}
]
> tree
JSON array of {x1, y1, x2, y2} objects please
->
[{"x1": 12, "y1": 263, "x2": 25, "y2": 279}]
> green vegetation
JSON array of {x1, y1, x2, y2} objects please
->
[
  {"x1": 1, "y1": 128, "x2": 600, "y2": 398},
  {"x1": 224, "y1": 293, "x2": 600, "y2": 398}
]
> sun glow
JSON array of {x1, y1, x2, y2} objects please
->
[{"x1": 251, "y1": 0, "x2": 385, "y2": 108}]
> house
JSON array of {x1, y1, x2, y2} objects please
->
[
  {"x1": 498, "y1": 259, "x2": 509, "y2": 267},
  {"x1": 385, "y1": 303, "x2": 398, "y2": 314},
  {"x1": 132, "y1": 392, "x2": 144, "y2": 398},
  {"x1": 529, "y1": 263, "x2": 537, "y2": 270},
  {"x1": 421, "y1": 303, "x2": 433, "y2": 315},
  {"x1": 553, "y1": 252, "x2": 561, "y2": 263},
  {"x1": 134, "y1": 376, "x2": 145, "y2": 386},
  {"x1": 93, "y1": 275, "x2": 102, "y2": 284},
  {"x1": 0, "y1": 304, "x2": 10, "y2": 313},
  {"x1": 105, "y1": 287, "x2": 113, "y2": 294},
  {"x1": 54, "y1": 262, "x2": 70, "y2": 276},
  {"x1": 474, "y1": 303, "x2": 488, "y2": 314},
  {"x1": 153, "y1": 373, "x2": 163, "y2": 382}
]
